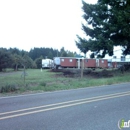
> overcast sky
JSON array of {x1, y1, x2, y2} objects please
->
[{"x1": 0, "y1": 0, "x2": 97, "y2": 53}]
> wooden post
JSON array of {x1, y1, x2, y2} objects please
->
[
  {"x1": 81, "y1": 58, "x2": 84, "y2": 78},
  {"x1": 78, "y1": 59, "x2": 80, "y2": 69},
  {"x1": 23, "y1": 66, "x2": 25, "y2": 85}
]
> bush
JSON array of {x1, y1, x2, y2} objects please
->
[
  {"x1": 0, "y1": 84, "x2": 17, "y2": 93},
  {"x1": 40, "y1": 81, "x2": 46, "y2": 86}
]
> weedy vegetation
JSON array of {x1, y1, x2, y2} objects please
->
[{"x1": 0, "y1": 68, "x2": 130, "y2": 95}]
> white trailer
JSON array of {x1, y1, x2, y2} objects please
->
[
  {"x1": 42, "y1": 59, "x2": 53, "y2": 69},
  {"x1": 53, "y1": 57, "x2": 60, "y2": 69}
]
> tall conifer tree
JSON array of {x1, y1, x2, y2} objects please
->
[{"x1": 76, "y1": 0, "x2": 130, "y2": 57}]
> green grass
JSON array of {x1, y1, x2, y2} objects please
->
[{"x1": 0, "y1": 68, "x2": 130, "y2": 95}]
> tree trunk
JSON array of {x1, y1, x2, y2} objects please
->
[{"x1": 15, "y1": 64, "x2": 18, "y2": 71}]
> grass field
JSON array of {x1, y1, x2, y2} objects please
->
[{"x1": 0, "y1": 68, "x2": 130, "y2": 95}]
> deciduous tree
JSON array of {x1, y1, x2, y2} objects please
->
[{"x1": 0, "y1": 50, "x2": 12, "y2": 71}]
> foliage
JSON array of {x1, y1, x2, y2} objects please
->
[
  {"x1": 60, "y1": 47, "x2": 75, "y2": 57},
  {"x1": 0, "y1": 47, "x2": 77, "y2": 70},
  {"x1": 29, "y1": 47, "x2": 76, "y2": 60},
  {"x1": 22, "y1": 54, "x2": 36, "y2": 68},
  {"x1": 35, "y1": 56, "x2": 43, "y2": 69},
  {"x1": 0, "y1": 69, "x2": 130, "y2": 94},
  {"x1": 29, "y1": 47, "x2": 59, "y2": 60},
  {"x1": 76, "y1": 0, "x2": 130, "y2": 57},
  {"x1": 60, "y1": 47, "x2": 68, "y2": 57},
  {"x1": 0, "y1": 84, "x2": 17, "y2": 93},
  {"x1": 11, "y1": 54, "x2": 24, "y2": 71}
]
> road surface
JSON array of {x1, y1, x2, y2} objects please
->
[{"x1": 0, "y1": 83, "x2": 130, "y2": 130}]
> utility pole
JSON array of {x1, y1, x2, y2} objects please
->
[
  {"x1": 81, "y1": 58, "x2": 84, "y2": 78},
  {"x1": 23, "y1": 65, "x2": 25, "y2": 85},
  {"x1": 57, "y1": 50, "x2": 58, "y2": 57}
]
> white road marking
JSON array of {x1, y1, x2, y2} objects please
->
[{"x1": 0, "y1": 91, "x2": 130, "y2": 120}]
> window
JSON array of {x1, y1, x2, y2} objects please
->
[
  {"x1": 113, "y1": 56, "x2": 117, "y2": 59},
  {"x1": 61, "y1": 59, "x2": 64, "y2": 62},
  {"x1": 121, "y1": 56, "x2": 125, "y2": 61},
  {"x1": 70, "y1": 59, "x2": 72, "y2": 62},
  {"x1": 102, "y1": 60, "x2": 104, "y2": 63}
]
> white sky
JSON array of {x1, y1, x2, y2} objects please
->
[{"x1": 0, "y1": 0, "x2": 97, "y2": 53}]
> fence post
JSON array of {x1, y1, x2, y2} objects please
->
[{"x1": 81, "y1": 58, "x2": 84, "y2": 78}]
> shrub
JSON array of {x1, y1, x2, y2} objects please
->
[
  {"x1": 40, "y1": 81, "x2": 46, "y2": 87},
  {"x1": 0, "y1": 84, "x2": 17, "y2": 93}
]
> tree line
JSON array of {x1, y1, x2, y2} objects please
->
[{"x1": 0, "y1": 47, "x2": 77, "y2": 71}]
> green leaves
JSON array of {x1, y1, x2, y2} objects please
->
[{"x1": 76, "y1": 0, "x2": 130, "y2": 57}]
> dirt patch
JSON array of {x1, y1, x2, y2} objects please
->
[
  {"x1": 50, "y1": 69, "x2": 114, "y2": 78},
  {"x1": 0, "y1": 71, "x2": 22, "y2": 77},
  {"x1": 89, "y1": 69, "x2": 113, "y2": 78}
]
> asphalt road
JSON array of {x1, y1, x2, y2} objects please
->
[{"x1": 0, "y1": 83, "x2": 130, "y2": 130}]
